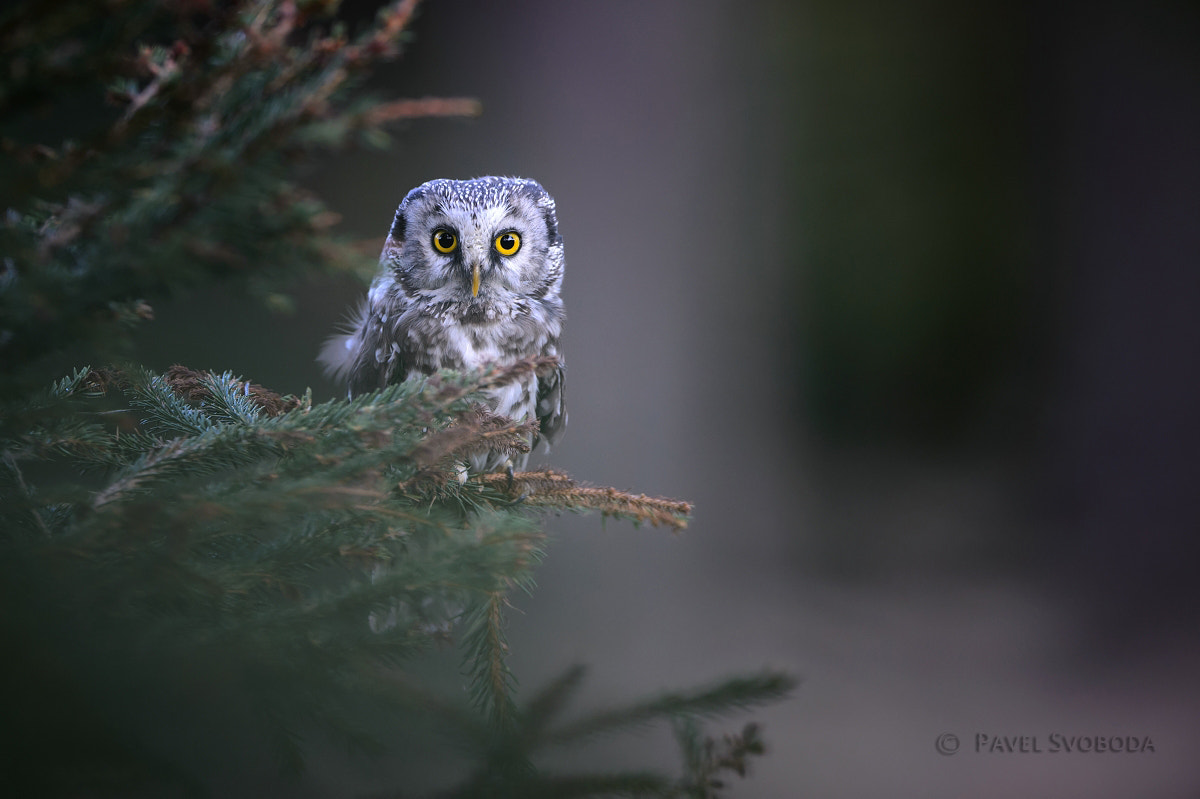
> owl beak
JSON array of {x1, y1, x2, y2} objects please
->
[{"x1": 471, "y1": 263, "x2": 481, "y2": 298}]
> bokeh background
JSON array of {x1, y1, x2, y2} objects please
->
[{"x1": 134, "y1": 0, "x2": 1200, "y2": 795}]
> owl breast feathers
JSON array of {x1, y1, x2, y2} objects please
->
[{"x1": 320, "y1": 176, "x2": 566, "y2": 472}]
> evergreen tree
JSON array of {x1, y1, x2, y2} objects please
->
[{"x1": 0, "y1": 2, "x2": 794, "y2": 795}]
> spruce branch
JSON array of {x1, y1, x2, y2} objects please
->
[
  {"x1": 166, "y1": 364, "x2": 306, "y2": 418},
  {"x1": 90, "y1": 425, "x2": 280, "y2": 509},
  {"x1": 364, "y1": 96, "x2": 484, "y2": 124},
  {"x1": 418, "y1": 355, "x2": 562, "y2": 416},
  {"x1": 125, "y1": 366, "x2": 220, "y2": 438},
  {"x1": 49, "y1": 365, "x2": 105, "y2": 399},
  {"x1": 412, "y1": 668, "x2": 790, "y2": 799},
  {"x1": 2, "y1": 451, "x2": 52, "y2": 538},
  {"x1": 478, "y1": 470, "x2": 693, "y2": 531},
  {"x1": 0, "y1": 0, "x2": 481, "y2": 378},
  {"x1": 672, "y1": 719, "x2": 768, "y2": 799},
  {"x1": 404, "y1": 409, "x2": 539, "y2": 487},
  {"x1": 113, "y1": 42, "x2": 185, "y2": 132},
  {"x1": 1, "y1": 355, "x2": 780, "y2": 795},
  {"x1": 545, "y1": 671, "x2": 796, "y2": 748},
  {"x1": 461, "y1": 590, "x2": 521, "y2": 731},
  {"x1": 519, "y1": 664, "x2": 589, "y2": 745}
]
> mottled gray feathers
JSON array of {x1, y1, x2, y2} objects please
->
[{"x1": 320, "y1": 176, "x2": 567, "y2": 471}]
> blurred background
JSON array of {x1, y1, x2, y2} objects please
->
[{"x1": 134, "y1": 0, "x2": 1200, "y2": 795}]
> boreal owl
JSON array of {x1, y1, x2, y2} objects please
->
[{"x1": 320, "y1": 176, "x2": 566, "y2": 473}]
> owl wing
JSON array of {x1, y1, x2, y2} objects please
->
[
  {"x1": 319, "y1": 297, "x2": 405, "y2": 398},
  {"x1": 535, "y1": 357, "x2": 567, "y2": 448}
]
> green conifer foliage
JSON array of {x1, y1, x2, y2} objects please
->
[{"x1": 0, "y1": 2, "x2": 794, "y2": 795}]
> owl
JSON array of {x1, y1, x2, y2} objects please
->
[{"x1": 320, "y1": 176, "x2": 566, "y2": 473}]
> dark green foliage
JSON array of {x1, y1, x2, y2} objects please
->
[
  {"x1": 417, "y1": 664, "x2": 790, "y2": 799},
  {"x1": 2, "y1": 361, "x2": 545, "y2": 788},
  {"x1": 1, "y1": 361, "x2": 792, "y2": 796},
  {"x1": 0, "y1": 0, "x2": 477, "y2": 393},
  {"x1": 0, "y1": 1, "x2": 793, "y2": 795}
]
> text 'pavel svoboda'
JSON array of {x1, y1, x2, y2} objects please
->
[{"x1": 975, "y1": 734, "x2": 1156, "y2": 754}]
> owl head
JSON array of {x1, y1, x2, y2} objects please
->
[{"x1": 381, "y1": 176, "x2": 564, "y2": 311}]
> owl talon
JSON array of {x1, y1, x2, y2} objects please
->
[{"x1": 505, "y1": 462, "x2": 515, "y2": 492}]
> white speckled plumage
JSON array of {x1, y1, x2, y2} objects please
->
[{"x1": 321, "y1": 177, "x2": 567, "y2": 472}]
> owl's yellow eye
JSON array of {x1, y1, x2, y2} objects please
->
[
  {"x1": 494, "y1": 232, "x2": 521, "y2": 256},
  {"x1": 432, "y1": 228, "x2": 457, "y2": 254}
]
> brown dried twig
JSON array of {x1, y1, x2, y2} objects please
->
[
  {"x1": 478, "y1": 470, "x2": 693, "y2": 531},
  {"x1": 402, "y1": 407, "x2": 540, "y2": 488},
  {"x1": 362, "y1": 97, "x2": 483, "y2": 124},
  {"x1": 162, "y1": 365, "x2": 304, "y2": 417}
]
